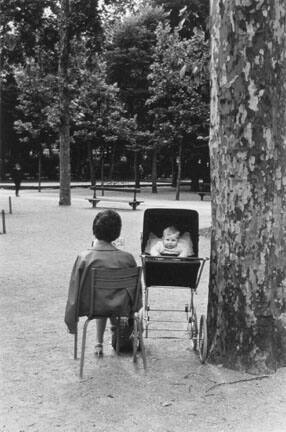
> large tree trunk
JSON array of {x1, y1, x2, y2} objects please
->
[
  {"x1": 58, "y1": 0, "x2": 71, "y2": 206},
  {"x1": 208, "y1": 0, "x2": 286, "y2": 374}
]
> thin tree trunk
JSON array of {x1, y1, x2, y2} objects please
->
[
  {"x1": 151, "y1": 146, "x2": 157, "y2": 193},
  {"x1": 38, "y1": 149, "x2": 42, "y2": 192},
  {"x1": 134, "y1": 151, "x2": 140, "y2": 188},
  {"x1": 58, "y1": 0, "x2": 71, "y2": 206},
  {"x1": 175, "y1": 142, "x2": 182, "y2": 200},
  {"x1": 171, "y1": 156, "x2": 177, "y2": 187},
  {"x1": 87, "y1": 143, "x2": 95, "y2": 186},
  {"x1": 100, "y1": 147, "x2": 104, "y2": 195},
  {"x1": 109, "y1": 144, "x2": 116, "y2": 180},
  {"x1": 208, "y1": 0, "x2": 286, "y2": 373}
]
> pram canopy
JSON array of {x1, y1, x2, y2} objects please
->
[{"x1": 141, "y1": 208, "x2": 201, "y2": 288}]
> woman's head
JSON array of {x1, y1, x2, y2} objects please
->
[{"x1": 93, "y1": 210, "x2": 122, "y2": 243}]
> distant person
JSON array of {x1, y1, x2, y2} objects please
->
[
  {"x1": 12, "y1": 163, "x2": 23, "y2": 197},
  {"x1": 64, "y1": 210, "x2": 137, "y2": 357},
  {"x1": 139, "y1": 164, "x2": 144, "y2": 180}
]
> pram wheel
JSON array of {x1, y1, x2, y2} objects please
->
[
  {"x1": 188, "y1": 310, "x2": 198, "y2": 351},
  {"x1": 199, "y1": 315, "x2": 208, "y2": 363}
]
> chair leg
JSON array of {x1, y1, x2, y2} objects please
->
[
  {"x1": 80, "y1": 318, "x2": 91, "y2": 378},
  {"x1": 115, "y1": 317, "x2": 120, "y2": 355},
  {"x1": 133, "y1": 315, "x2": 138, "y2": 363},
  {"x1": 74, "y1": 328, "x2": 78, "y2": 360}
]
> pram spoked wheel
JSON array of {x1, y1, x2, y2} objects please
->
[{"x1": 198, "y1": 315, "x2": 207, "y2": 363}]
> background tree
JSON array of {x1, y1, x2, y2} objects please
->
[
  {"x1": 208, "y1": 0, "x2": 286, "y2": 373},
  {"x1": 57, "y1": 0, "x2": 102, "y2": 205},
  {"x1": 1, "y1": 0, "x2": 103, "y2": 202},
  {"x1": 105, "y1": 5, "x2": 166, "y2": 186},
  {"x1": 2, "y1": 0, "x2": 211, "y2": 188},
  {"x1": 71, "y1": 50, "x2": 137, "y2": 185},
  {"x1": 147, "y1": 23, "x2": 209, "y2": 198},
  {"x1": 14, "y1": 60, "x2": 57, "y2": 189},
  {"x1": 0, "y1": 0, "x2": 57, "y2": 179}
]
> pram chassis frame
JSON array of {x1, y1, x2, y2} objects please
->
[{"x1": 141, "y1": 254, "x2": 208, "y2": 360}]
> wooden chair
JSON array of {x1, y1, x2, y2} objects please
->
[{"x1": 74, "y1": 266, "x2": 146, "y2": 378}]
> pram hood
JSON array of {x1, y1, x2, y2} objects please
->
[{"x1": 141, "y1": 208, "x2": 199, "y2": 256}]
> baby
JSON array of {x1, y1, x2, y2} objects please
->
[{"x1": 150, "y1": 226, "x2": 183, "y2": 257}]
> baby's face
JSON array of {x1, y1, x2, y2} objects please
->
[{"x1": 163, "y1": 234, "x2": 178, "y2": 249}]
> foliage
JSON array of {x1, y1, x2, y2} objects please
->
[
  {"x1": 105, "y1": 5, "x2": 166, "y2": 125},
  {"x1": 0, "y1": 0, "x2": 58, "y2": 68},
  {"x1": 151, "y1": 0, "x2": 209, "y2": 37},
  {"x1": 147, "y1": 22, "x2": 209, "y2": 148},
  {"x1": 13, "y1": 60, "x2": 57, "y2": 153},
  {"x1": 99, "y1": 0, "x2": 145, "y2": 44},
  {"x1": 1, "y1": 0, "x2": 211, "y2": 183},
  {"x1": 70, "y1": 47, "x2": 138, "y2": 152}
]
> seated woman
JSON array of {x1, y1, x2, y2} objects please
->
[
  {"x1": 149, "y1": 226, "x2": 194, "y2": 257},
  {"x1": 64, "y1": 210, "x2": 137, "y2": 357}
]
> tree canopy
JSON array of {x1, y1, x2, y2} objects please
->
[{"x1": 1, "y1": 0, "x2": 210, "y2": 192}]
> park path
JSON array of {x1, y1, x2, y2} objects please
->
[{"x1": 0, "y1": 188, "x2": 285, "y2": 432}]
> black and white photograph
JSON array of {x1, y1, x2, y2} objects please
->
[{"x1": 0, "y1": 1, "x2": 286, "y2": 431}]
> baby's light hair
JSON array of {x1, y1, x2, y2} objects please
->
[{"x1": 163, "y1": 226, "x2": 180, "y2": 239}]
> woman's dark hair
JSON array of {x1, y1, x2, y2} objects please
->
[{"x1": 93, "y1": 210, "x2": 122, "y2": 243}]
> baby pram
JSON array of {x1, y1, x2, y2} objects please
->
[{"x1": 141, "y1": 208, "x2": 208, "y2": 363}]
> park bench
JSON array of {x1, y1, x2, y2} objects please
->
[{"x1": 86, "y1": 185, "x2": 143, "y2": 210}]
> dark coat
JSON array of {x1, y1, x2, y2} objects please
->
[
  {"x1": 12, "y1": 167, "x2": 22, "y2": 184},
  {"x1": 64, "y1": 242, "x2": 137, "y2": 334}
]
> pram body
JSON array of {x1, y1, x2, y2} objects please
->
[{"x1": 141, "y1": 208, "x2": 208, "y2": 362}]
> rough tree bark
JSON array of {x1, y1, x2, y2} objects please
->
[
  {"x1": 208, "y1": 0, "x2": 286, "y2": 374},
  {"x1": 58, "y1": 0, "x2": 71, "y2": 206}
]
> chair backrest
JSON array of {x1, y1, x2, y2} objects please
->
[{"x1": 87, "y1": 266, "x2": 142, "y2": 318}]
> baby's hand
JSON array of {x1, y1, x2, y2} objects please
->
[{"x1": 160, "y1": 249, "x2": 180, "y2": 256}]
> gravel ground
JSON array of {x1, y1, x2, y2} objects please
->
[{"x1": 0, "y1": 187, "x2": 285, "y2": 432}]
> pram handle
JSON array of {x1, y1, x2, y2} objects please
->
[{"x1": 141, "y1": 254, "x2": 208, "y2": 263}]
